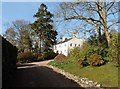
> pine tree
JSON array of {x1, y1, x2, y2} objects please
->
[{"x1": 31, "y1": 3, "x2": 57, "y2": 53}]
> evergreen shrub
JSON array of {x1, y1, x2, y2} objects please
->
[{"x1": 43, "y1": 51, "x2": 58, "y2": 60}]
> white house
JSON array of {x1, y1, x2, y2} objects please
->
[{"x1": 53, "y1": 36, "x2": 86, "y2": 56}]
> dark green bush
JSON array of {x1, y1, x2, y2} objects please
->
[
  {"x1": 69, "y1": 47, "x2": 81, "y2": 59},
  {"x1": 79, "y1": 43, "x2": 108, "y2": 61},
  {"x1": 68, "y1": 41, "x2": 107, "y2": 67},
  {"x1": 36, "y1": 53, "x2": 44, "y2": 61},
  {"x1": 43, "y1": 52, "x2": 50, "y2": 60},
  {"x1": 89, "y1": 53, "x2": 105, "y2": 66},
  {"x1": 106, "y1": 32, "x2": 120, "y2": 63},
  {"x1": 43, "y1": 51, "x2": 58, "y2": 60},
  {"x1": 17, "y1": 52, "x2": 35, "y2": 63},
  {"x1": 65, "y1": 32, "x2": 120, "y2": 67},
  {"x1": 77, "y1": 58, "x2": 89, "y2": 67},
  {"x1": 79, "y1": 44, "x2": 92, "y2": 60},
  {"x1": 49, "y1": 51, "x2": 58, "y2": 59}
]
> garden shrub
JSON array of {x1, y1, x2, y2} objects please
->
[
  {"x1": 17, "y1": 52, "x2": 35, "y2": 63},
  {"x1": 43, "y1": 52, "x2": 50, "y2": 60},
  {"x1": 77, "y1": 58, "x2": 89, "y2": 67},
  {"x1": 106, "y1": 32, "x2": 120, "y2": 63},
  {"x1": 49, "y1": 51, "x2": 58, "y2": 59},
  {"x1": 79, "y1": 43, "x2": 92, "y2": 60},
  {"x1": 89, "y1": 53, "x2": 105, "y2": 66},
  {"x1": 69, "y1": 47, "x2": 81, "y2": 59},
  {"x1": 43, "y1": 51, "x2": 58, "y2": 60},
  {"x1": 73, "y1": 43, "x2": 95, "y2": 62},
  {"x1": 80, "y1": 43, "x2": 108, "y2": 61},
  {"x1": 54, "y1": 54, "x2": 67, "y2": 63},
  {"x1": 67, "y1": 41, "x2": 107, "y2": 67},
  {"x1": 68, "y1": 44, "x2": 91, "y2": 63},
  {"x1": 37, "y1": 53, "x2": 44, "y2": 61},
  {"x1": 61, "y1": 32, "x2": 120, "y2": 67},
  {"x1": 55, "y1": 54, "x2": 66, "y2": 60}
]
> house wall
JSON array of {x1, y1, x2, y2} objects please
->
[
  {"x1": 53, "y1": 41, "x2": 68, "y2": 56},
  {"x1": 68, "y1": 38, "x2": 85, "y2": 48},
  {"x1": 53, "y1": 38, "x2": 86, "y2": 56},
  {"x1": 67, "y1": 38, "x2": 85, "y2": 55}
]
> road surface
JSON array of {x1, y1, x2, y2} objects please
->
[{"x1": 7, "y1": 60, "x2": 84, "y2": 88}]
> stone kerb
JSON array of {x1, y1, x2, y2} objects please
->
[{"x1": 46, "y1": 65, "x2": 103, "y2": 89}]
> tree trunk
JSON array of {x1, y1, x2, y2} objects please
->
[
  {"x1": 104, "y1": 26, "x2": 110, "y2": 47},
  {"x1": 98, "y1": 26, "x2": 102, "y2": 47},
  {"x1": 39, "y1": 35, "x2": 42, "y2": 53},
  {"x1": 96, "y1": 23, "x2": 102, "y2": 48},
  {"x1": 103, "y1": 2, "x2": 110, "y2": 47}
]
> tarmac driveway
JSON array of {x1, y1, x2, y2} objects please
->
[{"x1": 8, "y1": 60, "x2": 84, "y2": 88}]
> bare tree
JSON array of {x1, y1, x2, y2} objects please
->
[
  {"x1": 4, "y1": 20, "x2": 33, "y2": 52},
  {"x1": 58, "y1": 1, "x2": 119, "y2": 47}
]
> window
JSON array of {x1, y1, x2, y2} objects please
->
[
  {"x1": 65, "y1": 44, "x2": 66, "y2": 46},
  {"x1": 70, "y1": 43, "x2": 72, "y2": 46},
  {"x1": 75, "y1": 44, "x2": 77, "y2": 47}
]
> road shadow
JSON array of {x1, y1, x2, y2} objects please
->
[
  {"x1": 17, "y1": 64, "x2": 36, "y2": 67},
  {"x1": 5, "y1": 65, "x2": 84, "y2": 88}
]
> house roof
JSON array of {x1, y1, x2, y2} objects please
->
[{"x1": 56, "y1": 38, "x2": 72, "y2": 45}]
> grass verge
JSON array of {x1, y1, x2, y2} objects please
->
[{"x1": 48, "y1": 60, "x2": 118, "y2": 87}]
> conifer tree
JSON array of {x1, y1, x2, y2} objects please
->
[{"x1": 31, "y1": 3, "x2": 57, "y2": 53}]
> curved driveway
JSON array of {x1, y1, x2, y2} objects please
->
[{"x1": 8, "y1": 60, "x2": 84, "y2": 88}]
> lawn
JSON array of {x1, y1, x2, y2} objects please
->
[{"x1": 49, "y1": 60, "x2": 118, "y2": 87}]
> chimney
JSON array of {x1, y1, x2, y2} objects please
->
[
  {"x1": 73, "y1": 32, "x2": 77, "y2": 39},
  {"x1": 60, "y1": 37, "x2": 62, "y2": 42},
  {"x1": 59, "y1": 37, "x2": 66, "y2": 42}
]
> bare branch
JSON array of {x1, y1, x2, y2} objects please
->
[
  {"x1": 95, "y1": 2, "x2": 105, "y2": 27},
  {"x1": 107, "y1": 22, "x2": 118, "y2": 29},
  {"x1": 95, "y1": 2, "x2": 103, "y2": 11},
  {"x1": 107, "y1": 2, "x2": 114, "y2": 12},
  {"x1": 64, "y1": 16, "x2": 101, "y2": 23},
  {"x1": 72, "y1": 6, "x2": 80, "y2": 16},
  {"x1": 107, "y1": 10, "x2": 119, "y2": 16}
]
